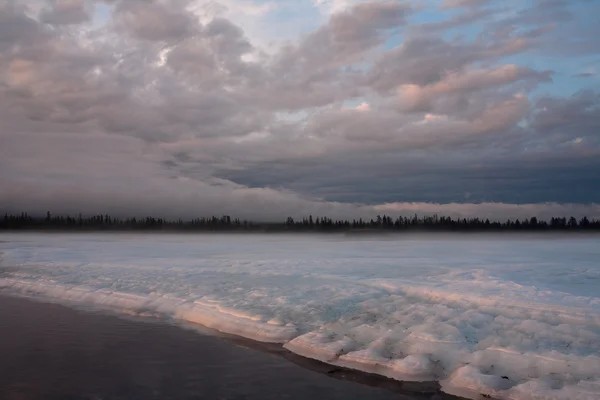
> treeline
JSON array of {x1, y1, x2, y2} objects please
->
[{"x1": 1, "y1": 212, "x2": 600, "y2": 232}]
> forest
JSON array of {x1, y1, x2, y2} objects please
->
[{"x1": 2, "y1": 212, "x2": 599, "y2": 232}]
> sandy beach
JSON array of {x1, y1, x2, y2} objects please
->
[{"x1": 0, "y1": 295, "x2": 457, "y2": 400}]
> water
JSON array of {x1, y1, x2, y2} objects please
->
[{"x1": 0, "y1": 295, "x2": 448, "y2": 400}]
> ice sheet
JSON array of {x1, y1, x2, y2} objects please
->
[{"x1": 1, "y1": 233, "x2": 599, "y2": 400}]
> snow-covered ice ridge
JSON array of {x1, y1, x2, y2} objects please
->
[{"x1": 1, "y1": 233, "x2": 599, "y2": 400}]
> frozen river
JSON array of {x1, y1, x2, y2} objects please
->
[{"x1": 1, "y1": 233, "x2": 599, "y2": 399}]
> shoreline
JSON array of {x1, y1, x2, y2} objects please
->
[
  {"x1": 176, "y1": 321, "x2": 448, "y2": 396},
  {"x1": 0, "y1": 292, "x2": 464, "y2": 400},
  {"x1": 3, "y1": 233, "x2": 598, "y2": 399}
]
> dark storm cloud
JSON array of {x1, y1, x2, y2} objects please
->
[
  {"x1": 216, "y1": 152, "x2": 600, "y2": 205},
  {"x1": 0, "y1": 0, "x2": 599, "y2": 219},
  {"x1": 0, "y1": 4, "x2": 45, "y2": 51},
  {"x1": 214, "y1": 89, "x2": 600, "y2": 205},
  {"x1": 529, "y1": 91, "x2": 600, "y2": 139}
]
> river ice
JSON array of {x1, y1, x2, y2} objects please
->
[{"x1": 1, "y1": 233, "x2": 599, "y2": 399}]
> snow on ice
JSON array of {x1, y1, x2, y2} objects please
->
[{"x1": 1, "y1": 233, "x2": 599, "y2": 399}]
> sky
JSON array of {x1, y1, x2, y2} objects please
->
[{"x1": 1, "y1": 0, "x2": 599, "y2": 221}]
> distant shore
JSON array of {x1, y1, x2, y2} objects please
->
[
  {"x1": 2, "y1": 228, "x2": 600, "y2": 235},
  {"x1": 3, "y1": 212, "x2": 599, "y2": 233}
]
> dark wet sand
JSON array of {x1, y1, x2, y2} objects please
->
[{"x1": 0, "y1": 295, "x2": 460, "y2": 400}]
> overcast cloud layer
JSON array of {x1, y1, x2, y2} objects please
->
[{"x1": 1, "y1": 0, "x2": 599, "y2": 220}]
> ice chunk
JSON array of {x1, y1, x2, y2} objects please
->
[
  {"x1": 284, "y1": 331, "x2": 357, "y2": 361},
  {"x1": 176, "y1": 302, "x2": 298, "y2": 343},
  {"x1": 442, "y1": 365, "x2": 515, "y2": 399}
]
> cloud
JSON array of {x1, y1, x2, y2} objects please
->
[
  {"x1": 2, "y1": 131, "x2": 598, "y2": 221},
  {"x1": 528, "y1": 91, "x2": 600, "y2": 139},
  {"x1": 0, "y1": 0, "x2": 599, "y2": 218},
  {"x1": 573, "y1": 72, "x2": 596, "y2": 78},
  {"x1": 39, "y1": 0, "x2": 90, "y2": 25},
  {"x1": 367, "y1": 34, "x2": 534, "y2": 94},
  {"x1": 257, "y1": 1, "x2": 410, "y2": 110},
  {"x1": 353, "y1": 102, "x2": 370, "y2": 111},
  {"x1": 442, "y1": 0, "x2": 490, "y2": 9},
  {"x1": 312, "y1": 0, "x2": 367, "y2": 16},
  {"x1": 396, "y1": 65, "x2": 551, "y2": 112},
  {"x1": 114, "y1": 0, "x2": 199, "y2": 42}
]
